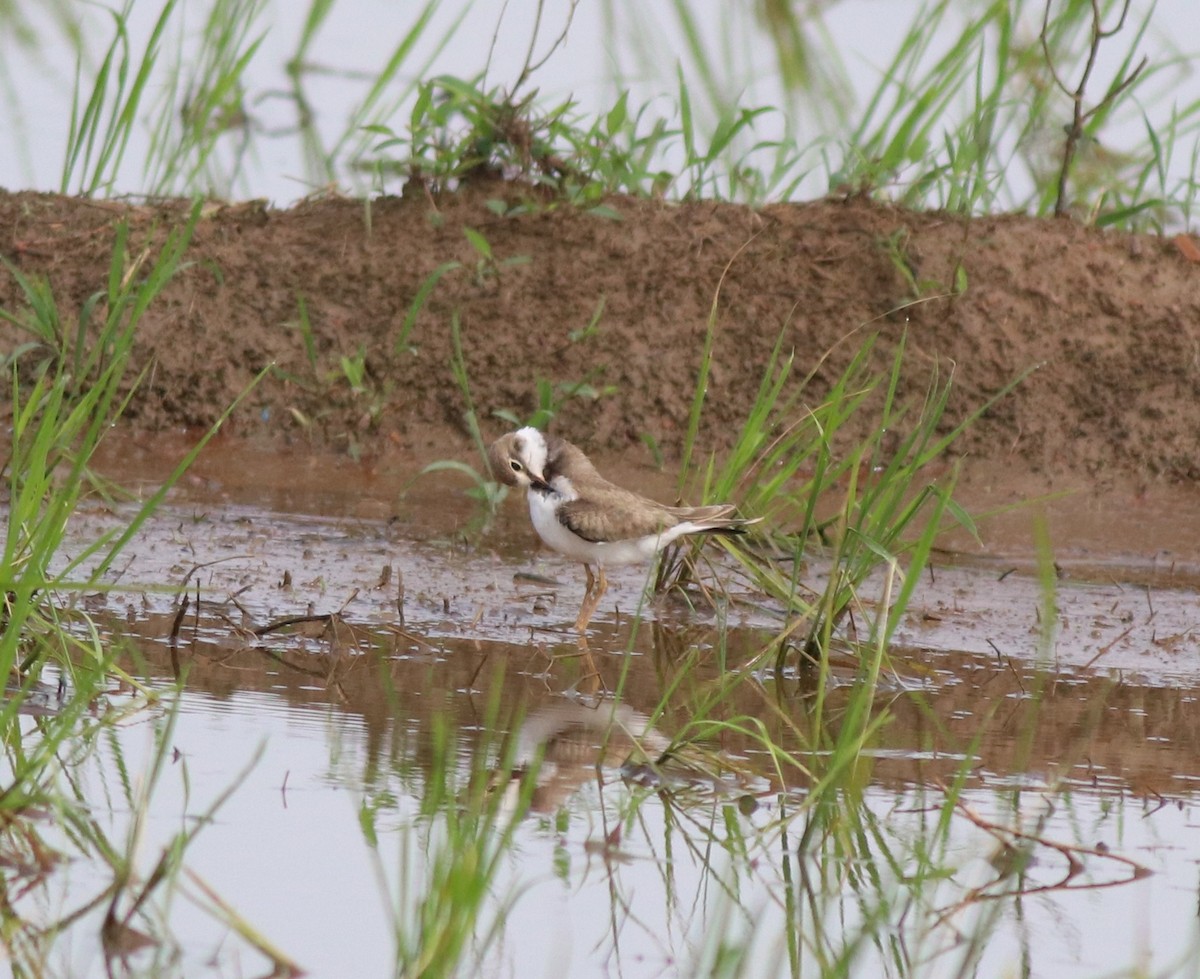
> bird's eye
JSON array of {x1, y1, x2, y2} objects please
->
[{"x1": 510, "y1": 460, "x2": 523, "y2": 473}]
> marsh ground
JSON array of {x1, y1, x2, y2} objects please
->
[
  {"x1": 4, "y1": 185, "x2": 1199, "y2": 489},
  {"x1": 8, "y1": 186, "x2": 1200, "y2": 977}
]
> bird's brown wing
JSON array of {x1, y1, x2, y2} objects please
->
[{"x1": 557, "y1": 495, "x2": 679, "y2": 544}]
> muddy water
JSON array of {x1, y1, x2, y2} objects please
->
[{"x1": 18, "y1": 438, "x2": 1200, "y2": 976}]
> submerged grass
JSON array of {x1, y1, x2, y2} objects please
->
[
  {"x1": 563, "y1": 558, "x2": 1132, "y2": 977},
  {"x1": 0, "y1": 682, "x2": 288, "y2": 975},
  {"x1": 499, "y1": 651, "x2": 1095, "y2": 979}
]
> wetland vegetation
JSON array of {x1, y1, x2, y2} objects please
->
[{"x1": 2, "y1": 1, "x2": 1200, "y2": 976}]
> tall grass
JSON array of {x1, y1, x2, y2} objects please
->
[
  {"x1": 2, "y1": 203, "x2": 198, "y2": 680},
  {"x1": 610, "y1": 0, "x2": 1200, "y2": 226},
  {"x1": 0, "y1": 200, "x2": 290, "y2": 972},
  {"x1": 143, "y1": 0, "x2": 267, "y2": 197},
  {"x1": 364, "y1": 0, "x2": 1199, "y2": 222},
  {"x1": 32, "y1": 0, "x2": 1197, "y2": 227},
  {"x1": 657, "y1": 303, "x2": 1026, "y2": 672},
  {"x1": 61, "y1": 0, "x2": 179, "y2": 196}
]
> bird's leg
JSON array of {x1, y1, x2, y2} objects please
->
[
  {"x1": 574, "y1": 565, "x2": 607, "y2": 633},
  {"x1": 576, "y1": 564, "x2": 595, "y2": 633},
  {"x1": 574, "y1": 596, "x2": 595, "y2": 633},
  {"x1": 573, "y1": 640, "x2": 602, "y2": 695},
  {"x1": 575, "y1": 564, "x2": 596, "y2": 632}
]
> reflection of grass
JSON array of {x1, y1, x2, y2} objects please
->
[
  {"x1": 362, "y1": 681, "x2": 536, "y2": 978},
  {"x1": 559, "y1": 635, "x2": 1134, "y2": 978},
  {"x1": 0, "y1": 689, "x2": 291, "y2": 975}
]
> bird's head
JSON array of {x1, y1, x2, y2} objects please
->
[{"x1": 488, "y1": 427, "x2": 552, "y2": 492}]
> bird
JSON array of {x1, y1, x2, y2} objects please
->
[{"x1": 488, "y1": 426, "x2": 758, "y2": 632}]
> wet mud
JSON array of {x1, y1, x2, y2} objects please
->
[{"x1": 53, "y1": 438, "x2": 1200, "y2": 806}]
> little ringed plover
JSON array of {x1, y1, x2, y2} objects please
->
[{"x1": 489, "y1": 426, "x2": 758, "y2": 632}]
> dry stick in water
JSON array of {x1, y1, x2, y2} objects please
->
[
  {"x1": 932, "y1": 795, "x2": 1151, "y2": 929},
  {"x1": 168, "y1": 557, "x2": 247, "y2": 645}
]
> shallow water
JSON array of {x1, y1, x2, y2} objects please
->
[{"x1": 10, "y1": 439, "x2": 1200, "y2": 977}]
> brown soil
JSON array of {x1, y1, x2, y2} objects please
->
[{"x1": 2, "y1": 184, "x2": 1199, "y2": 485}]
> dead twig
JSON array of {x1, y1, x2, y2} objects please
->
[
  {"x1": 933, "y1": 795, "x2": 1151, "y2": 927},
  {"x1": 253, "y1": 613, "x2": 340, "y2": 638},
  {"x1": 1040, "y1": 0, "x2": 1148, "y2": 216}
]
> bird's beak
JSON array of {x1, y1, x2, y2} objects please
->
[{"x1": 529, "y1": 471, "x2": 552, "y2": 494}]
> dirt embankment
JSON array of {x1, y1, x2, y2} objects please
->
[{"x1": 2, "y1": 186, "x2": 1198, "y2": 486}]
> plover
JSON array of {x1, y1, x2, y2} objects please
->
[{"x1": 489, "y1": 426, "x2": 757, "y2": 632}]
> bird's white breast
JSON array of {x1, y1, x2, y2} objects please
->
[
  {"x1": 526, "y1": 478, "x2": 698, "y2": 568},
  {"x1": 528, "y1": 489, "x2": 601, "y2": 562}
]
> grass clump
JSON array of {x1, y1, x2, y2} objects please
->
[
  {"x1": 656, "y1": 272, "x2": 1023, "y2": 673},
  {"x1": 366, "y1": 74, "x2": 675, "y2": 209},
  {"x1": 38, "y1": 0, "x2": 1200, "y2": 229},
  {"x1": 2, "y1": 204, "x2": 200, "y2": 679},
  {"x1": 1, "y1": 201, "x2": 260, "y2": 680},
  {"x1": 0, "y1": 201, "x2": 293, "y2": 973}
]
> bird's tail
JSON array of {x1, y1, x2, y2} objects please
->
[{"x1": 693, "y1": 514, "x2": 763, "y2": 536}]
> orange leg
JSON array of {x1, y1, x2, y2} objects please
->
[
  {"x1": 574, "y1": 565, "x2": 608, "y2": 633},
  {"x1": 575, "y1": 564, "x2": 595, "y2": 633}
]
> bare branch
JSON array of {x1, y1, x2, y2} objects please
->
[
  {"x1": 1040, "y1": 0, "x2": 1147, "y2": 217},
  {"x1": 515, "y1": 0, "x2": 581, "y2": 93}
]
